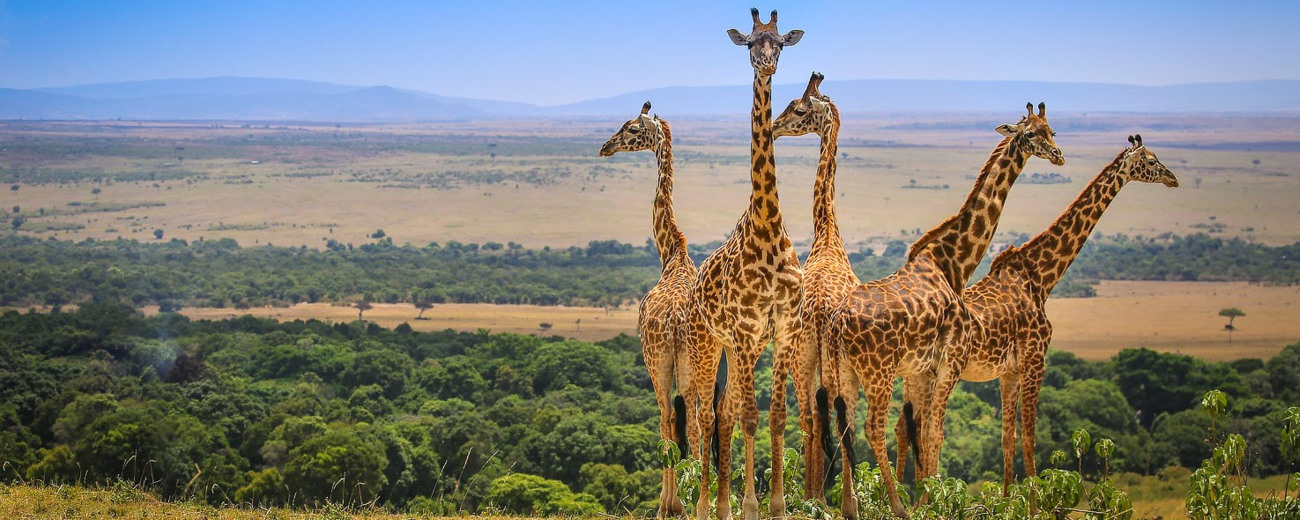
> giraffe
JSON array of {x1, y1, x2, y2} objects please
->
[
  {"x1": 690, "y1": 8, "x2": 802, "y2": 520},
  {"x1": 599, "y1": 101, "x2": 702, "y2": 519},
  {"x1": 829, "y1": 103, "x2": 1063, "y2": 519},
  {"x1": 893, "y1": 134, "x2": 1179, "y2": 494},
  {"x1": 771, "y1": 72, "x2": 855, "y2": 505}
]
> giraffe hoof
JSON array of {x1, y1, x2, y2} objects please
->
[{"x1": 768, "y1": 497, "x2": 786, "y2": 520}]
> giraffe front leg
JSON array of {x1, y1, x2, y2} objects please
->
[
  {"x1": 768, "y1": 311, "x2": 801, "y2": 519},
  {"x1": 714, "y1": 353, "x2": 740, "y2": 520},
  {"x1": 1019, "y1": 345, "x2": 1046, "y2": 483},
  {"x1": 732, "y1": 351, "x2": 762, "y2": 520},
  {"x1": 791, "y1": 312, "x2": 823, "y2": 501},
  {"x1": 692, "y1": 321, "x2": 722, "y2": 520},
  {"x1": 998, "y1": 373, "x2": 1021, "y2": 496}
]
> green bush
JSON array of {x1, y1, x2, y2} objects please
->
[{"x1": 484, "y1": 473, "x2": 602, "y2": 516}]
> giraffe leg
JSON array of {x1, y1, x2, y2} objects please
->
[
  {"x1": 676, "y1": 330, "x2": 699, "y2": 463},
  {"x1": 894, "y1": 377, "x2": 928, "y2": 487},
  {"x1": 865, "y1": 369, "x2": 908, "y2": 519},
  {"x1": 1019, "y1": 341, "x2": 1047, "y2": 484},
  {"x1": 769, "y1": 311, "x2": 801, "y2": 519},
  {"x1": 715, "y1": 349, "x2": 740, "y2": 520},
  {"x1": 836, "y1": 362, "x2": 861, "y2": 520},
  {"x1": 919, "y1": 336, "x2": 965, "y2": 497},
  {"x1": 792, "y1": 311, "x2": 823, "y2": 501},
  {"x1": 648, "y1": 344, "x2": 685, "y2": 518},
  {"x1": 692, "y1": 317, "x2": 722, "y2": 520},
  {"x1": 731, "y1": 347, "x2": 762, "y2": 520},
  {"x1": 998, "y1": 373, "x2": 1021, "y2": 496}
]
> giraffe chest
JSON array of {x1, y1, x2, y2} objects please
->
[{"x1": 694, "y1": 238, "x2": 798, "y2": 341}]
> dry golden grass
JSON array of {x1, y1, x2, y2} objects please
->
[
  {"x1": 148, "y1": 280, "x2": 1299, "y2": 361},
  {"x1": 154, "y1": 302, "x2": 641, "y2": 343},
  {"x1": 6, "y1": 115, "x2": 1299, "y2": 250},
  {"x1": 1047, "y1": 280, "x2": 1300, "y2": 361}
]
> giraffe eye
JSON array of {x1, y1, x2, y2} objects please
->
[
  {"x1": 627, "y1": 126, "x2": 641, "y2": 134},
  {"x1": 793, "y1": 108, "x2": 807, "y2": 116}
]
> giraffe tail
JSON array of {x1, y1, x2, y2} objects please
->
[
  {"x1": 673, "y1": 394, "x2": 690, "y2": 458},
  {"x1": 903, "y1": 401, "x2": 920, "y2": 464},
  {"x1": 835, "y1": 395, "x2": 854, "y2": 474},
  {"x1": 816, "y1": 387, "x2": 833, "y2": 491}
]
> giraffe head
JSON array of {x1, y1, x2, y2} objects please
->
[
  {"x1": 1117, "y1": 134, "x2": 1179, "y2": 187},
  {"x1": 728, "y1": 8, "x2": 803, "y2": 76},
  {"x1": 996, "y1": 102, "x2": 1065, "y2": 166},
  {"x1": 599, "y1": 101, "x2": 668, "y2": 157},
  {"x1": 774, "y1": 72, "x2": 837, "y2": 138}
]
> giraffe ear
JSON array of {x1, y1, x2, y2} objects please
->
[
  {"x1": 995, "y1": 123, "x2": 1020, "y2": 137},
  {"x1": 783, "y1": 30, "x2": 805, "y2": 46},
  {"x1": 727, "y1": 29, "x2": 750, "y2": 46}
]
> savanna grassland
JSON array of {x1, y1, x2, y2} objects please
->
[
  {"x1": 5, "y1": 114, "x2": 1299, "y2": 361},
  {"x1": 4, "y1": 114, "x2": 1298, "y2": 251}
]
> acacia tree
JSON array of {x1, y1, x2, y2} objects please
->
[
  {"x1": 355, "y1": 300, "x2": 373, "y2": 322},
  {"x1": 1219, "y1": 307, "x2": 1246, "y2": 342},
  {"x1": 414, "y1": 296, "x2": 434, "y2": 319}
]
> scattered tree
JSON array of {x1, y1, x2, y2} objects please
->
[
  {"x1": 11, "y1": 205, "x2": 18, "y2": 214},
  {"x1": 1219, "y1": 307, "x2": 1246, "y2": 342},
  {"x1": 92, "y1": 187, "x2": 102, "y2": 199},
  {"x1": 415, "y1": 300, "x2": 433, "y2": 319},
  {"x1": 154, "y1": 229, "x2": 164, "y2": 240},
  {"x1": 356, "y1": 300, "x2": 374, "y2": 322},
  {"x1": 11, "y1": 216, "x2": 24, "y2": 230},
  {"x1": 372, "y1": 229, "x2": 386, "y2": 239},
  {"x1": 574, "y1": 318, "x2": 582, "y2": 332},
  {"x1": 539, "y1": 322, "x2": 553, "y2": 332}
]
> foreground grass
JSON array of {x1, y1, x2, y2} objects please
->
[
  {"x1": 1, "y1": 473, "x2": 1292, "y2": 519},
  {"x1": 0, "y1": 482, "x2": 417, "y2": 520}
]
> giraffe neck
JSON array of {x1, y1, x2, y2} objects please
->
[
  {"x1": 651, "y1": 129, "x2": 688, "y2": 268},
  {"x1": 996, "y1": 154, "x2": 1127, "y2": 295},
  {"x1": 810, "y1": 117, "x2": 844, "y2": 255},
  {"x1": 747, "y1": 72, "x2": 783, "y2": 231},
  {"x1": 909, "y1": 135, "x2": 1028, "y2": 292}
]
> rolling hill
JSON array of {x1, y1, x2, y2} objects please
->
[{"x1": 1, "y1": 76, "x2": 1297, "y2": 121}]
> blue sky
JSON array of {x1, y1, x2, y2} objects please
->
[{"x1": 0, "y1": 1, "x2": 1296, "y2": 106}]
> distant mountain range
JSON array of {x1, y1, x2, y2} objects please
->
[{"x1": 1, "y1": 76, "x2": 1297, "y2": 121}]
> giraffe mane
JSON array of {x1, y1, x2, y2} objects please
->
[
  {"x1": 988, "y1": 149, "x2": 1126, "y2": 273},
  {"x1": 658, "y1": 118, "x2": 672, "y2": 145},
  {"x1": 907, "y1": 135, "x2": 1015, "y2": 261},
  {"x1": 825, "y1": 95, "x2": 840, "y2": 128}
]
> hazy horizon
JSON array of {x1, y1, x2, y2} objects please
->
[{"x1": 2, "y1": 1, "x2": 1298, "y2": 106}]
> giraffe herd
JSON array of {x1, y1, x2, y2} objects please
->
[{"x1": 600, "y1": 8, "x2": 1179, "y2": 520}]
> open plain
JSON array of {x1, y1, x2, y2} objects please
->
[{"x1": 7, "y1": 114, "x2": 1300, "y2": 361}]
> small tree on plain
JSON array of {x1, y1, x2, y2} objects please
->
[
  {"x1": 415, "y1": 300, "x2": 433, "y2": 319},
  {"x1": 539, "y1": 323, "x2": 552, "y2": 332},
  {"x1": 154, "y1": 229, "x2": 164, "y2": 240},
  {"x1": 355, "y1": 300, "x2": 373, "y2": 322},
  {"x1": 1219, "y1": 307, "x2": 1246, "y2": 342}
]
